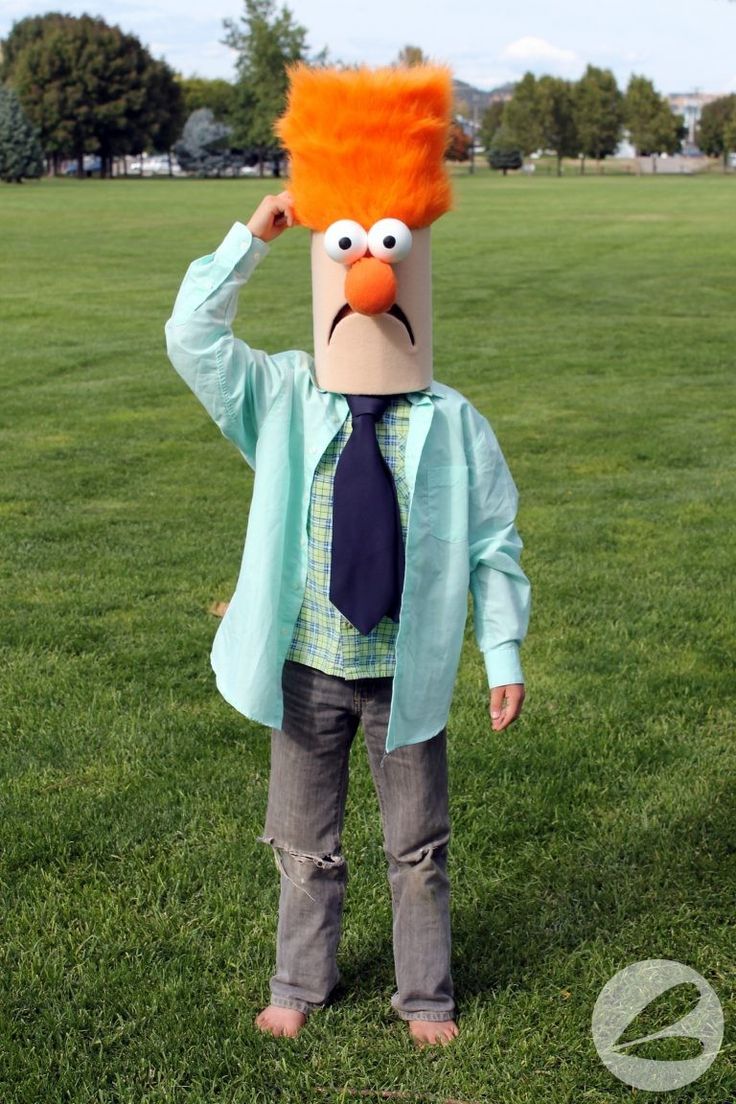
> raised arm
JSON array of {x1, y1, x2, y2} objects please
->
[{"x1": 164, "y1": 192, "x2": 296, "y2": 469}]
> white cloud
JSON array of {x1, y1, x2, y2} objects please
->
[
  {"x1": 502, "y1": 35, "x2": 580, "y2": 66},
  {"x1": 3, "y1": 2, "x2": 735, "y2": 94}
]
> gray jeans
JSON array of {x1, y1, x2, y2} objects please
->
[{"x1": 256, "y1": 659, "x2": 455, "y2": 1023}]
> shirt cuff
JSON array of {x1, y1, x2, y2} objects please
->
[
  {"x1": 212, "y1": 221, "x2": 270, "y2": 281},
  {"x1": 484, "y1": 642, "x2": 524, "y2": 688}
]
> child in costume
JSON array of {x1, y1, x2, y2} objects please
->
[{"x1": 165, "y1": 65, "x2": 531, "y2": 1047}]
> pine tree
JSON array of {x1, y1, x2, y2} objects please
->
[
  {"x1": 173, "y1": 108, "x2": 241, "y2": 177},
  {"x1": 0, "y1": 85, "x2": 43, "y2": 182}
]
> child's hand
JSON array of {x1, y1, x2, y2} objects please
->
[
  {"x1": 489, "y1": 684, "x2": 525, "y2": 732},
  {"x1": 247, "y1": 191, "x2": 296, "y2": 243}
]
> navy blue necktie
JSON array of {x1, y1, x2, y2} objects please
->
[{"x1": 330, "y1": 394, "x2": 406, "y2": 635}]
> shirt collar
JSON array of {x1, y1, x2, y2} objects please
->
[{"x1": 406, "y1": 385, "x2": 442, "y2": 405}]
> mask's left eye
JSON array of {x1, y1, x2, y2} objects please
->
[
  {"x1": 367, "y1": 219, "x2": 412, "y2": 263},
  {"x1": 324, "y1": 220, "x2": 368, "y2": 264}
]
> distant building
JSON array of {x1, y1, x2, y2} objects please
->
[
  {"x1": 667, "y1": 91, "x2": 723, "y2": 148},
  {"x1": 613, "y1": 92, "x2": 725, "y2": 158}
]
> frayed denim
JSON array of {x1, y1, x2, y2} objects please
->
[{"x1": 257, "y1": 659, "x2": 455, "y2": 1023}]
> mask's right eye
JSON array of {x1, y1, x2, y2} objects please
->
[{"x1": 324, "y1": 220, "x2": 368, "y2": 264}]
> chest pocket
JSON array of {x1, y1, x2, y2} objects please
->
[{"x1": 426, "y1": 464, "x2": 469, "y2": 543}]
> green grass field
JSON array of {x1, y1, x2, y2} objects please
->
[{"x1": 1, "y1": 174, "x2": 734, "y2": 1104}]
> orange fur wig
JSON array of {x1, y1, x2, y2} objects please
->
[{"x1": 275, "y1": 64, "x2": 454, "y2": 232}]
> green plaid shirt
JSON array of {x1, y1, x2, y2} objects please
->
[{"x1": 286, "y1": 395, "x2": 411, "y2": 678}]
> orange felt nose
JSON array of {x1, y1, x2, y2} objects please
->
[{"x1": 345, "y1": 257, "x2": 396, "y2": 315}]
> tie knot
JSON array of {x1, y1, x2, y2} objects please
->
[{"x1": 346, "y1": 393, "x2": 391, "y2": 422}]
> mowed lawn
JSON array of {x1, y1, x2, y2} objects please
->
[{"x1": 1, "y1": 173, "x2": 734, "y2": 1104}]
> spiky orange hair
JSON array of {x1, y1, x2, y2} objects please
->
[{"x1": 275, "y1": 64, "x2": 454, "y2": 232}]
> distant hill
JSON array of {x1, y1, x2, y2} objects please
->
[{"x1": 452, "y1": 78, "x2": 516, "y2": 115}]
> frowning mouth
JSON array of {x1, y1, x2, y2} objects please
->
[{"x1": 328, "y1": 303, "x2": 415, "y2": 346}]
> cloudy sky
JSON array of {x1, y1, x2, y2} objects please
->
[{"x1": 2, "y1": 0, "x2": 735, "y2": 95}]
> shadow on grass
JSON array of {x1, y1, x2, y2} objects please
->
[{"x1": 319, "y1": 735, "x2": 734, "y2": 1024}]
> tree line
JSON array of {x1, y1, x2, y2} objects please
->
[
  {"x1": 480, "y1": 67, "x2": 688, "y2": 175},
  {"x1": 0, "y1": 12, "x2": 184, "y2": 178},
  {"x1": 0, "y1": 0, "x2": 316, "y2": 181},
  {"x1": 2, "y1": 2, "x2": 735, "y2": 184}
]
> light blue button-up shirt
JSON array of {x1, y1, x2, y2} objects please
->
[{"x1": 165, "y1": 222, "x2": 531, "y2": 758}]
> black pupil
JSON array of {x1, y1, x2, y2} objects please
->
[
  {"x1": 383, "y1": 235, "x2": 396, "y2": 249},
  {"x1": 338, "y1": 236, "x2": 352, "y2": 250}
]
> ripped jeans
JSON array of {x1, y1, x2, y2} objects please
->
[{"x1": 256, "y1": 659, "x2": 455, "y2": 1023}]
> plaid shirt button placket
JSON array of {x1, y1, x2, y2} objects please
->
[{"x1": 286, "y1": 396, "x2": 411, "y2": 679}]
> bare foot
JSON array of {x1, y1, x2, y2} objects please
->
[
  {"x1": 254, "y1": 1004, "x2": 308, "y2": 1037},
  {"x1": 408, "y1": 1018, "x2": 459, "y2": 1047}
]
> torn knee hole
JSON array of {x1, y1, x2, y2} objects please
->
[{"x1": 257, "y1": 835, "x2": 345, "y2": 869}]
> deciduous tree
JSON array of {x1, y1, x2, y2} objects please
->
[
  {"x1": 479, "y1": 100, "x2": 505, "y2": 152},
  {"x1": 223, "y1": 0, "x2": 320, "y2": 176},
  {"x1": 1, "y1": 13, "x2": 182, "y2": 176},
  {"x1": 624, "y1": 75, "x2": 684, "y2": 168},
  {"x1": 446, "y1": 120, "x2": 472, "y2": 161},
  {"x1": 697, "y1": 94, "x2": 736, "y2": 169},
  {"x1": 177, "y1": 77, "x2": 237, "y2": 123},
  {"x1": 503, "y1": 72, "x2": 543, "y2": 157},
  {"x1": 573, "y1": 65, "x2": 623, "y2": 173},
  {"x1": 144, "y1": 59, "x2": 186, "y2": 174},
  {"x1": 394, "y1": 45, "x2": 429, "y2": 68},
  {"x1": 537, "y1": 75, "x2": 578, "y2": 176}
]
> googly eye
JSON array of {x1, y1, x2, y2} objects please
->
[
  {"x1": 367, "y1": 219, "x2": 412, "y2": 264},
  {"x1": 324, "y1": 220, "x2": 368, "y2": 264}
]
